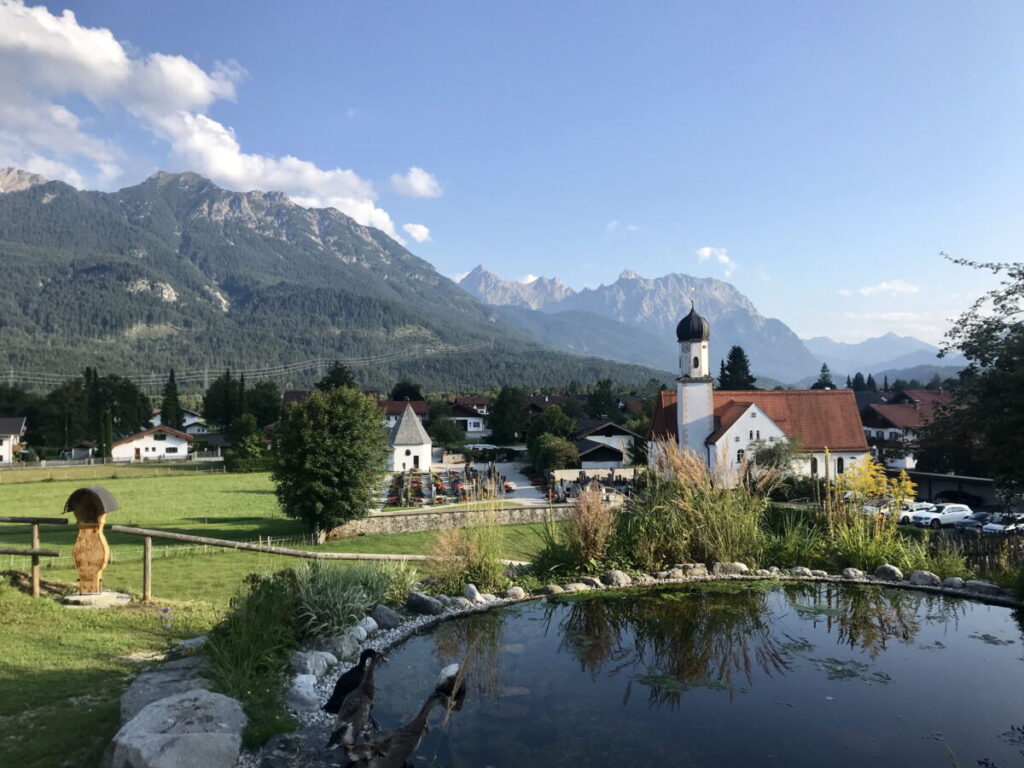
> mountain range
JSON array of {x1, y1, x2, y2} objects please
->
[
  {"x1": 802, "y1": 333, "x2": 965, "y2": 376},
  {"x1": 0, "y1": 168, "x2": 669, "y2": 392},
  {"x1": 459, "y1": 266, "x2": 822, "y2": 382}
]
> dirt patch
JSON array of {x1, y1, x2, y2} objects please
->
[{"x1": 1, "y1": 569, "x2": 77, "y2": 597}]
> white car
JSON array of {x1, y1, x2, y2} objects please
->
[
  {"x1": 912, "y1": 503, "x2": 973, "y2": 528},
  {"x1": 897, "y1": 501, "x2": 935, "y2": 524},
  {"x1": 982, "y1": 514, "x2": 1024, "y2": 534}
]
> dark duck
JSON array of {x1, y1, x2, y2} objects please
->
[
  {"x1": 327, "y1": 651, "x2": 384, "y2": 747},
  {"x1": 323, "y1": 649, "x2": 379, "y2": 715},
  {"x1": 344, "y1": 664, "x2": 466, "y2": 768}
]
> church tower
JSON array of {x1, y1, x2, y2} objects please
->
[{"x1": 675, "y1": 305, "x2": 714, "y2": 464}]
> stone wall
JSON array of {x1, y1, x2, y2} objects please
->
[{"x1": 327, "y1": 505, "x2": 573, "y2": 538}]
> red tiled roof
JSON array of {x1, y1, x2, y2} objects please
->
[
  {"x1": 382, "y1": 400, "x2": 428, "y2": 416},
  {"x1": 450, "y1": 396, "x2": 492, "y2": 407},
  {"x1": 894, "y1": 389, "x2": 954, "y2": 407},
  {"x1": 650, "y1": 388, "x2": 868, "y2": 451},
  {"x1": 112, "y1": 425, "x2": 193, "y2": 448},
  {"x1": 868, "y1": 403, "x2": 940, "y2": 430}
]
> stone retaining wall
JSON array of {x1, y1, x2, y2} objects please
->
[{"x1": 327, "y1": 505, "x2": 572, "y2": 538}]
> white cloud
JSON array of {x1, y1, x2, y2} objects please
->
[
  {"x1": 838, "y1": 288, "x2": 853, "y2": 296},
  {"x1": 451, "y1": 270, "x2": 469, "y2": 283},
  {"x1": 606, "y1": 220, "x2": 638, "y2": 233},
  {"x1": 518, "y1": 274, "x2": 539, "y2": 284},
  {"x1": 858, "y1": 279, "x2": 919, "y2": 297},
  {"x1": 390, "y1": 166, "x2": 442, "y2": 198},
  {"x1": 695, "y1": 246, "x2": 736, "y2": 278},
  {"x1": 0, "y1": 0, "x2": 416, "y2": 242},
  {"x1": 401, "y1": 222, "x2": 431, "y2": 243}
]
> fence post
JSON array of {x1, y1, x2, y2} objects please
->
[
  {"x1": 31, "y1": 523, "x2": 40, "y2": 598},
  {"x1": 143, "y1": 536, "x2": 152, "y2": 602}
]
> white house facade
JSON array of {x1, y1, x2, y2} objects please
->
[
  {"x1": 0, "y1": 417, "x2": 26, "y2": 464},
  {"x1": 112, "y1": 425, "x2": 193, "y2": 462}
]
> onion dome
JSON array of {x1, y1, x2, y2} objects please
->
[{"x1": 676, "y1": 304, "x2": 711, "y2": 342}]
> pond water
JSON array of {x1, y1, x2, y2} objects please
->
[{"x1": 369, "y1": 583, "x2": 1024, "y2": 767}]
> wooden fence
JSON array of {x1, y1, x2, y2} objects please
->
[
  {"x1": 0, "y1": 516, "x2": 65, "y2": 597},
  {"x1": 933, "y1": 531, "x2": 1024, "y2": 576}
]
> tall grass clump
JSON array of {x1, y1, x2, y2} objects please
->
[
  {"x1": 533, "y1": 486, "x2": 615, "y2": 576},
  {"x1": 926, "y1": 536, "x2": 972, "y2": 579},
  {"x1": 765, "y1": 510, "x2": 827, "y2": 568},
  {"x1": 426, "y1": 508, "x2": 508, "y2": 593},
  {"x1": 205, "y1": 570, "x2": 299, "y2": 748}
]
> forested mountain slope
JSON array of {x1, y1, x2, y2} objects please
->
[{"x1": 0, "y1": 170, "x2": 669, "y2": 391}]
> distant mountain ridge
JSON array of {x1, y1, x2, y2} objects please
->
[
  {"x1": 459, "y1": 265, "x2": 575, "y2": 309},
  {"x1": 803, "y1": 333, "x2": 965, "y2": 376},
  {"x1": 460, "y1": 268, "x2": 822, "y2": 382},
  {"x1": 0, "y1": 168, "x2": 671, "y2": 391}
]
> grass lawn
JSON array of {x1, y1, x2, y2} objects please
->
[
  {"x1": 1, "y1": 470, "x2": 555, "y2": 768},
  {"x1": 0, "y1": 584, "x2": 218, "y2": 768},
  {"x1": 0, "y1": 462, "x2": 225, "y2": 485}
]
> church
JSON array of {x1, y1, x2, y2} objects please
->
[{"x1": 649, "y1": 306, "x2": 869, "y2": 479}]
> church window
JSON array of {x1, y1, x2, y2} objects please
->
[
  {"x1": 749, "y1": 430, "x2": 753, "y2": 440},
  {"x1": 836, "y1": 457, "x2": 845, "y2": 474},
  {"x1": 692, "y1": 356, "x2": 700, "y2": 369},
  {"x1": 756, "y1": 430, "x2": 760, "y2": 439},
  {"x1": 811, "y1": 457, "x2": 819, "y2": 475},
  {"x1": 736, "y1": 449, "x2": 745, "y2": 463},
  {"x1": 405, "y1": 449, "x2": 411, "y2": 456}
]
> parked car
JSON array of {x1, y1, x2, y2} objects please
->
[
  {"x1": 896, "y1": 501, "x2": 935, "y2": 524},
  {"x1": 933, "y1": 489, "x2": 985, "y2": 507},
  {"x1": 982, "y1": 514, "x2": 1024, "y2": 535},
  {"x1": 953, "y1": 511, "x2": 992, "y2": 533},
  {"x1": 912, "y1": 503, "x2": 974, "y2": 529}
]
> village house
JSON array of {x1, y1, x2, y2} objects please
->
[
  {"x1": 0, "y1": 417, "x2": 27, "y2": 464},
  {"x1": 111, "y1": 425, "x2": 193, "y2": 462},
  {"x1": 388, "y1": 402, "x2": 432, "y2": 472},
  {"x1": 573, "y1": 419, "x2": 644, "y2": 469},
  {"x1": 861, "y1": 389, "x2": 953, "y2": 469},
  {"x1": 649, "y1": 306, "x2": 869, "y2": 481},
  {"x1": 448, "y1": 403, "x2": 490, "y2": 437},
  {"x1": 151, "y1": 408, "x2": 210, "y2": 437},
  {"x1": 448, "y1": 395, "x2": 492, "y2": 416},
  {"x1": 381, "y1": 399, "x2": 428, "y2": 429}
]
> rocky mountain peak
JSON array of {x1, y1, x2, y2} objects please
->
[
  {"x1": 458, "y1": 266, "x2": 576, "y2": 310},
  {"x1": 0, "y1": 167, "x2": 49, "y2": 194}
]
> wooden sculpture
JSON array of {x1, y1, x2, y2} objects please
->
[{"x1": 64, "y1": 487, "x2": 118, "y2": 594}]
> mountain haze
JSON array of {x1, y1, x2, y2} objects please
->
[
  {"x1": 0, "y1": 169, "x2": 670, "y2": 391},
  {"x1": 803, "y1": 333, "x2": 965, "y2": 376}
]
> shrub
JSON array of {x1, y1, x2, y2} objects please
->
[
  {"x1": 205, "y1": 571, "x2": 299, "y2": 748},
  {"x1": 765, "y1": 512, "x2": 827, "y2": 568},
  {"x1": 425, "y1": 510, "x2": 508, "y2": 593},
  {"x1": 531, "y1": 517, "x2": 576, "y2": 579},
  {"x1": 566, "y1": 486, "x2": 615, "y2": 570},
  {"x1": 827, "y1": 514, "x2": 928, "y2": 573},
  {"x1": 926, "y1": 536, "x2": 971, "y2": 579},
  {"x1": 292, "y1": 560, "x2": 418, "y2": 640}
]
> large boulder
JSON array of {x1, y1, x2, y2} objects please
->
[
  {"x1": 909, "y1": 570, "x2": 941, "y2": 587},
  {"x1": 673, "y1": 563, "x2": 709, "y2": 578},
  {"x1": 464, "y1": 584, "x2": 486, "y2": 604},
  {"x1": 600, "y1": 570, "x2": 632, "y2": 588},
  {"x1": 320, "y1": 632, "x2": 359, "y2": 659},
  {"x1": 579, "y1": 577, "x2": 604, "y2": 589},
  {"x1": 561, "y1": 583, "x2": 592, "y2": 593},
  {"x1": 534, "y1": 584, "x2": 564, "y2": 596},
  {"x1": 503, "y1": 586, "x2": 526, "y2": 600},
  {"x1": 942, "y1": 576, "x2": 965, "y2": 590},
  {"x1": 286, "y1": 674, "x2": 319, "y2": 711},
  {"x1": 964, "y1": 579, "x2": 1004, "y2": 596},
  {"x1": 120, "y1": 656, "x2": 210, "y2": 723},
  {"x1": 789, "y1": 566, "x2": 813, "y2": 577},
  {"x1": 290, "y1": 650, "x2": 336, "y2": 677},
  {"x1": 874, "y1": 564, "x2": 904, "y2": 581},
  {"x1": 406, "y1": 592, "x2": 445, "y2": 615},
  {"x1": 841, "y1": 567, "x2": 866, "y2": 580},
  {"x1": 712, "y1": 562, "x2": 749, "y2": 576},
  {"x1": 450, "y1": 596, "x2": 474, "y2": 609},
  {"x1": 369, "y1": 604, "x2": 402, "y2": 630},
  {"x1": 357, "y1": 616, "x2": 378, "y2": 636},
  {"x1": 107, "y1": 689, "x2": 245, "y2": 768}
]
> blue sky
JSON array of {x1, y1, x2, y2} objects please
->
[{"x1": 2, "y1": 1, "x2": 1022, "y2": 343}]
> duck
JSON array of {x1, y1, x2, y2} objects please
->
[
  {"x1": 323, "y1": 649, "x2": 380, "y2": 715},
  {"x1": 344, "y1": 664, "x2": 467, "y2": 768},
  {"x1": 327, "y1": 651, "x2": 383, "y2": 747}
]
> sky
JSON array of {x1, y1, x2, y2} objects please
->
[{"x1": 1, "y1": 1, "x2": 1022, "y2": 344}]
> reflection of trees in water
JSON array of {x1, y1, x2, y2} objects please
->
[
  {"x1": 556, "y1": 589, "x2": 790, "y2": 709},
  {"x1": 783, "y1": 584, "x2": 966, "y2": 659},
  {"x1": 431, "y1": 610, "x2": 507, "y2": 702}
]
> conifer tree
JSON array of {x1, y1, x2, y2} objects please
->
[
  {"x1": 851, "y1": 372, "x2": 867, "y2": 391},
  {"x1": 159, "y1": 369, "x2": 184, "y2": 431},
  {"x1": 718, "y1": 346, "x2": 757, "y2": 390},
  {"x1": 866, "y1": 374, "x2": 878, "y2": 392},
  {"x1": 810, "y1": 364, "x2": 835, "y2": 390}
]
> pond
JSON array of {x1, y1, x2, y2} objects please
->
[{"x1": 368, "y1": 583, "x2": 1024, "y2": 767}]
